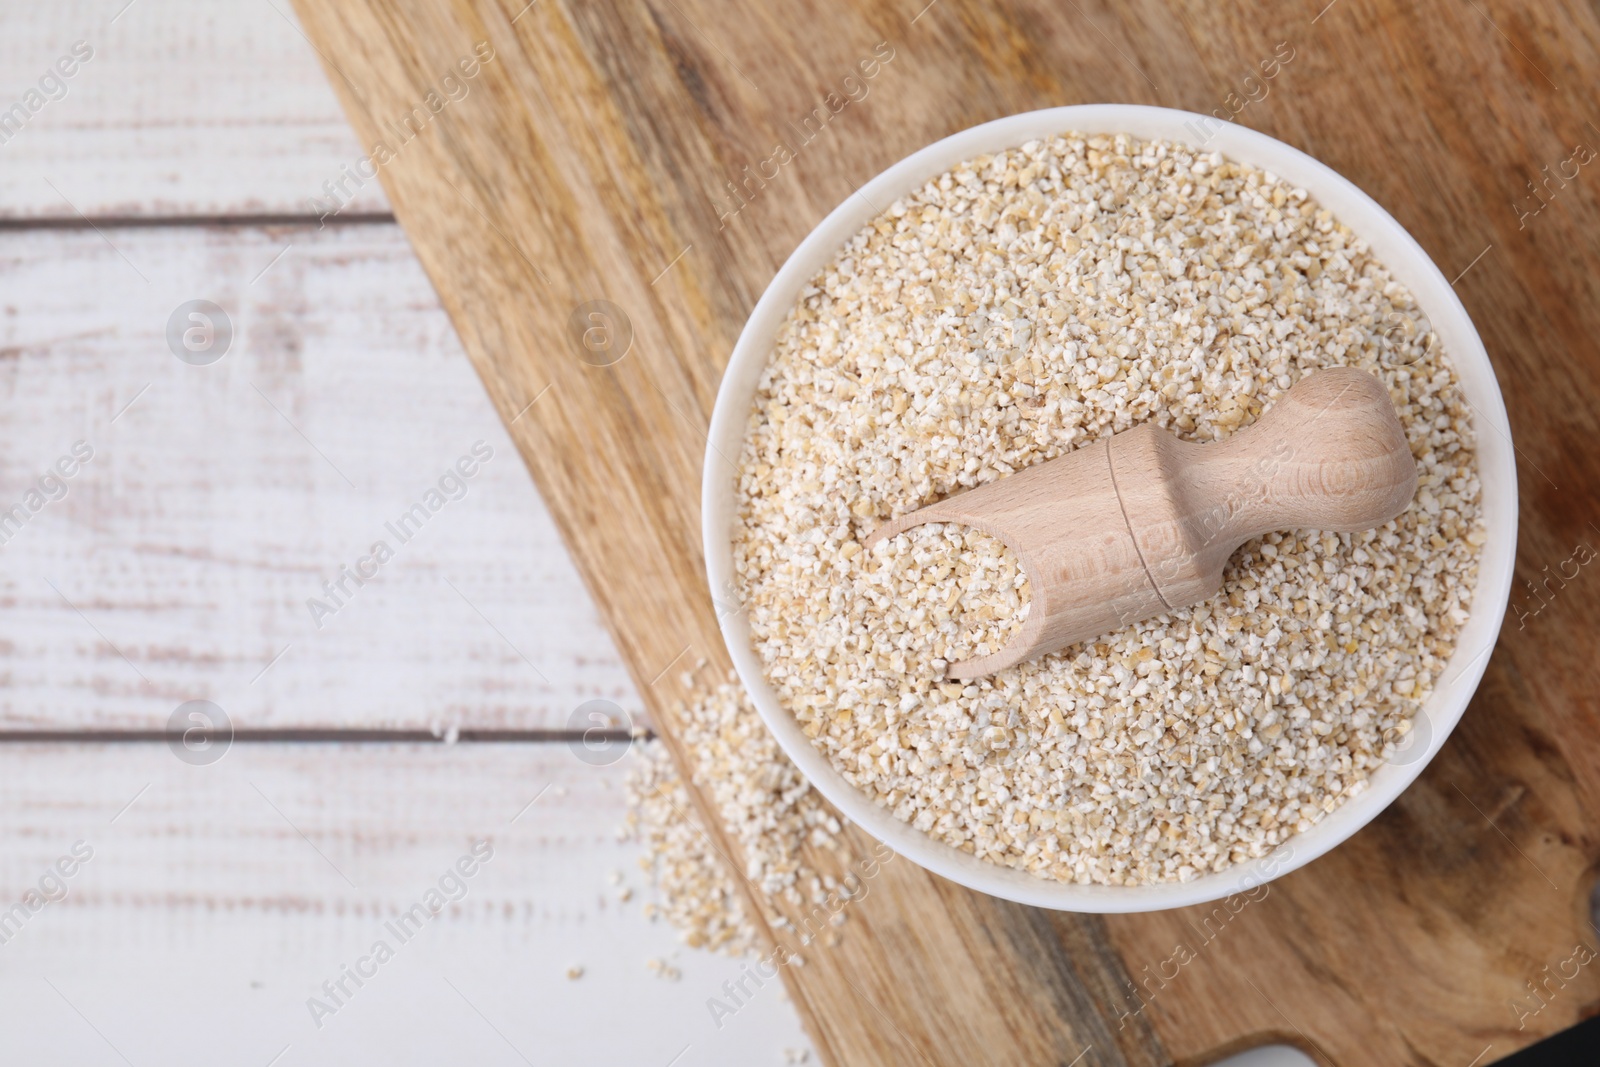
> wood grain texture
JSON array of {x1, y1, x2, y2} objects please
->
[
  {"x1": 0, "y1": 0, "x2": 389, "y2": 220},
  {"x1": 288, "y1": 0, "x2": 1600, "y2": 1063},
  {"x1": 0, "y1": 224, "x2": 634, "y2": 731},
  {"x1": 0, "y1": 743, "x2": 812, "y2": 1066}
]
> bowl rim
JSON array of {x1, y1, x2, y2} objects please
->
[{"x1": 702, "y1": 104, "x2": 1517, "y2": 913}]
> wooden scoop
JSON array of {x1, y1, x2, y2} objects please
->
[{"x1": 865, "y1": 368, "x2": 1417, "y2": 679}]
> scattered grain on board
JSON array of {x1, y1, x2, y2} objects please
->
[
  {"x1": 624, "y1": 678, "x2": 849, "y2": 956},
  {"x1": 624, "y1": 734, "x2": 760, "y2": 957}
]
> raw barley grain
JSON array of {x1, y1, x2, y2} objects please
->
[{"x1": 624, "y1": 681, "x2": 848, "y2": 954}]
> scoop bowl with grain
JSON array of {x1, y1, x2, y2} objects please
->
[{"x1": 703, "y1": 106, "x2": 1516, "y2": 912}]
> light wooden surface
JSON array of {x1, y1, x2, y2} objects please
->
[
  {"x1": 285, "y1": 0, "x2": 1600, "y2": 1063},
  {"x1": 0, "y1": 744, "x2": 812, "y2": 1066},
  {"x1": 0, "y1": 3, "x2": 819, "y2": 1066},
  {"x1": 0, "y1": 223, "x2": 633, "y2": 732},
  {"x1": 0, "y1": 0, "x2": 636, "y2": 733},
  {"x1": 0, "y1": 1, "x2": 388, "y2": 220}
]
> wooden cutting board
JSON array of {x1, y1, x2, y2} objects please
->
[{"x1": 291, "y1": 1, "x2": 1600, "y2": 1062}]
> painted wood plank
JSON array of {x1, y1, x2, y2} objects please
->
[
  {"x1": 0, "y1": 222, "x2": 636, "y2": 731},
  {"x1": 0, "y1": 0, "x2": 389, "y2": 220},
  {"x1": 0, "y1": 742, "x2": 813, "y2": 1066}
]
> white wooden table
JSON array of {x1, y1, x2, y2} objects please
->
[
  {"x1": 0, "y1": 3, "x2": 1317, "y2": 1065},
  {"x1": 0, "y1": 4, "x2": 812, "y2": 1064}
]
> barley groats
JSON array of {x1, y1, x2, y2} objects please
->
[
  {"x1": 625, "y1": 679, "x2": 850, "y2": 955},
  {"x1": 732, "y1": 133, "x2": 1483, "y2": 885}
]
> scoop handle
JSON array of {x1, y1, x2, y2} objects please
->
[{"x1": 1117, "y1": 368, "x2": 1419, "y2": 607}]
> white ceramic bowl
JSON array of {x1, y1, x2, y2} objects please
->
[{"x1": 702, "y1": 105, "x2": 1516, "y2": 912}]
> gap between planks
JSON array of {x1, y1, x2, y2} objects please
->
[
  {"x1": 0, "y1": 211, "x2": 396, "y2": 231},
  {"x1": 0, "y1": 728, "x2": 649, "y2": 743}
]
